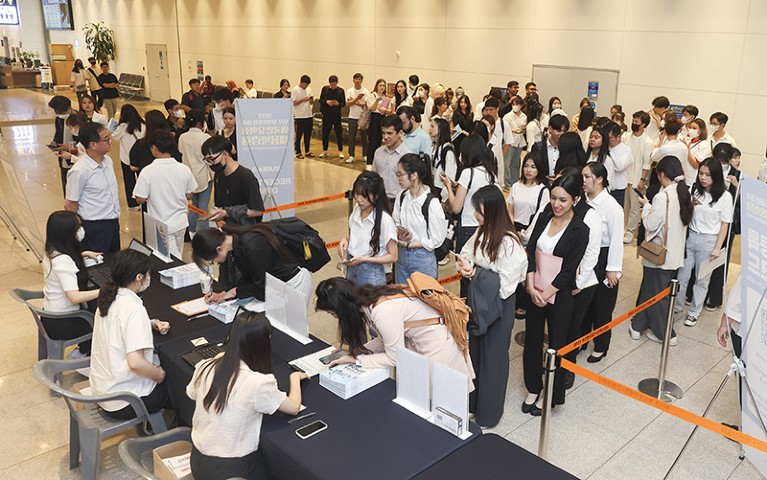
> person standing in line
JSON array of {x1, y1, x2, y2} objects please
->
[
  {"x1": 217, "y1": 107, "x2": 238, "y2": 160},
  {"x1": 650, "y1": 117, "x2": 693, "y2": 185},
  {"x1": 97, "y1": 62, "x2": 120, "y2": 120},
  {"x1": 398, "y1": 106, "x2": 432, "y2": 156},
  {"x1": 78, "y1": 94, "x2": 108, "y2": 125},
  {"x1": 451, "y1": 94, "x2": 474, "y2": 153},
  {"x1": 623, "y1": 111, "x2": 654, "y2": 244},
  {"x1": 164, "y1": 99, "x2": 187, "y2": 140},
  {"x1": 178, "y1": 110, "x2": 213, "y2": 237},
  {"x1": 181, "y1": 78, "x2": 206, "y2": 113},
  {"x1": 646, "y1": 96, "x2": 670, "y2": 145},
  {"x1": 394, "y1": 80, "x2": 413, "y2": 109},
  {"x1": 208, "y1": 89, "x2": 233, "y2": 132},
  {"x1": 709, "y1": 112, "x2": 738, "y2": 149},
  {"x1": 71, "y1": 59, "x2": 89, "y2": 101},
  {"x1": 406, "y1": 74, "x2": 419, "y2": 99},
  {"x1": 366, "y1": 78, "x2": 394, "y2": 166},
  {"x1": 685, "y1": 119, "x2": 712, "y2": 170},
  {"x1": 85, "y1": 57, "x2": 103, "y2": 108},
  {"x1": 112, "y1": 104, "x2": 146, "y2": 210},
  {"x1": 319, "y1": 75, "x2": 346, "y2": 159},
  {"x1": 48, "y1": 95, "x2": 75, "y2": 193},
  {"x1": 292, "y1": 75, "x2": 314, "y2": 159},
  {"x1": 430, "y1": 117, "x2": 458, "y2": 201},
  {"x1": 338, "y1": 171, "x2": 398, "y2": 286},
  {"x1": 64, "y1": 122, "x2": 122, "y2": 254},
  {"x1": 133, "y1": 131, "x2": 197, "y2": 258},
  {"x1": 502, "y1": 96, "x2": 527, "y2": 189},
  {"x1": 606, "y1": 121, "x2": 634, "y2": 208},
  {"x1": 129, "y1": 110, "x2": 180, "y2": 174},
  {"x1": 371, "y1": 115, "x2": 411, "y2": 207},
  {"x1": 630, "y1": 156, "x2": 693, "y2": 345},
  {"x1": 345, "y1": 73, "x2": 369, "y2": 164},
  {"x1": 458, "y1": 185, "x2": 527, "y2": 428}
]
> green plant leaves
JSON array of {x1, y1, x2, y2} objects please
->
[{"x1": 82, "y1": 22, "x2": 116, "y2": 63}]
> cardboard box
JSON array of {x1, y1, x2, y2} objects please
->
[{"x1": 153, "y1": 441, "x2": 193, "y2": 480}]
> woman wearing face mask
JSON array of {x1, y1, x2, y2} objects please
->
[
  {"x1": 501, "y1": 96, "x2": 527, "y2": 189},
  {"x1": 89, "y1": 249, "x2": 172, "y2": 421},
  {"x1": 71, "y1": 59, "x2": 89, "y2": 101},
  {"x1": 191, "y1": 224, "x2": 312, "y2": 305},
  {"x1": 41, "y1": 211, "x2": 101, "y2": 359},
  {"x1": 394, "y1": 80, "x2": 412, "y2": 109},
  {"x1": 685, "y1": 119, "x2": 711, "y2": 170},
  {"x1": 112, "y1": 104, "x2": 146, "y2": 209},
  {"x1": 78, "y1": 94, "x2": 108, "y2": 125},
  {"x1": 217, "y1": 107, "x2": 238, "y2": 160},
  {"x1": 548, "y1": 96, "x2": 566, "y2": 117},
  {"x1": 272, "y1": 79, "x2": 291, "y2": 99},
  {"x1": 412, "y1": 83, "x2": 430, "y2": 117}
]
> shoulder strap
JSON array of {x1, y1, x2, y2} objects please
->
[
  {"x1": 398, "y1": 189, "x2": 407, "y2": 218},
  {"x1": 661, "y1": 191, "x2": 670, "y2": 247},
  {"x1": 534, "y1": 185, "x2": 546, "y2": 213},
  {"x1": 372, "y1": 292, "x2": 443, "y2": 328},
  {"x1": 468, "y1": 167, "x2": 475, "y2": 191},
  {"x1": 420, "y1": 193, "x2": 438, "y2": 239}
]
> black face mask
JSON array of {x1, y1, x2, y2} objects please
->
[
  {"x1": 209, "y1": 162, "x2": 225, "y2": 173},
  {"x1": 631, "y1": 123, "x2": 640, "y2": 133}
]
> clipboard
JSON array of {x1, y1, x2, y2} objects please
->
[
  {"x1": 171, "y1": 296, "x2": 209, "y2": 316},
  {"x1": 697, "y1": 253, "x2": 726, "y2": 281}
]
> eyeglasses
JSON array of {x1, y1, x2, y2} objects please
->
[
  {"x1": 203, "y1": 151, "x2": 224, "y2": 165},
  {"x1": 96, "y1": 135, "x2": 112, "y2": 143},
  {"x1": 394, "y1": 171, "x2": 408, "y2": 178}
]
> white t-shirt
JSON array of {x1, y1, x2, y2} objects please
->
[
  {"x1": 537, "y1": 220, "x2": 565, "y2": 254},
  {"x1": 112, "y1": 123, "x2": 146, "y2": 166},
  {"x1": 507, "y1": 182, "x2": 549, "y2": 228},
  {"x1": 187, "y1": 359, "x2": 286, "y2": 458},
  {"x1": 346, "y1": 87, "x2": 369, "y2": 119},
  {"x1": 651, "y1": 139, "x2": 693, "y2": 185},
  {"x1": 43, "y1": 253, "x2": 81, "y2": 313},
  {"x1": 688, "y1": 139, "x2": 712, "y2": 167},
  {"x1": 502, "y1": 111, "x2": 527, "y2": 149},
  {"x1": 525, "y1": 120, "x2": 543, "y2": 152},
  {"x1": 133, "y1": 158, "x2": 198, "y2": 232},
  {"x1": 347, "y1": 206, "x2": 397, "y2": 258},
  {"x1": 457, "y1": 166, "x2": 495, "y2": 227},
  {"x1": 178, "y1": 128, "x2": 213, "y2": 194},
  {"x1": 292, "y1": 85, "x2": 313, "y2": 119},
  {"x1": 90, "y1": 288, "x2": 157, "y2": 411},
  {"x1": 459, "y1": 232, "x2": 528, "y2": 300},
  {"x1": 690, "y1": 189, "x2": 733, "y2": 235}
]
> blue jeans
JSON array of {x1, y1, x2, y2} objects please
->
[
  {"x1": 189, "y1": 181, "x2": 212, "y2": 234},
  {"x1": 346, "y1": 258, "x2": 386, "y2": 286},
  {"x1": 395, "y1": 247, "x2": 437, "y2": 284}
]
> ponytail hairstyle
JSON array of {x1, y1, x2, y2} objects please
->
[
  {"x1": 691, "y1": 157, "x2": 725, "y2": 206},
  {"x1": 44, "y1": 211, "x2": 88, "y2": 290},
  {"x1": 432, "y1": 117, "x2": 454, "y2": 170},
  {"x1": 584, "y1": 161, "x2": 609, "y2": 191},
  {"x1": 398, "y1": 153, "x2": 433, "y2": 189},
  {"x1": 655, "y1": 156, "x2": 694, "y2": 226},
  {"x1": 352, "y1": 171, "x2": 390, "y2": 256},
  {"x1": 471, "y1": 185, "x2": 521, "y2": 262},
  {"x1": 97, "y1": 249, "x2": 151, "y2": 317},
  {"x1": 198, "y1": 311, "x2": 274, "y2": 414}
]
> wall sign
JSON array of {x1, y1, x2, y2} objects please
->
[{"x1": 0, "y1": 0, "x2": 19, "y2": 25}]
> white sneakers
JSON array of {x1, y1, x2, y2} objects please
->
[
  {"x1": 339, "y1": 153, "x2": 345, "y2": 160},
  {"x1": 345, "y1": 156, "x2": 355, "y2": 164},
  {"x1": 629, "y1": 324, "x2": 641, "y2": 340},
  {"x1": 319, "y1": 151, "x2": 329, "y2": 158},
  {"x1": 365, "y1": 165, "x2": 372, "y2": 171},
  {"x1": 623, "y1": 231, "x2": 634, "y2": 244},
  {"x1": 646, "y1": 331, "x2": 678, "y2": 346}
]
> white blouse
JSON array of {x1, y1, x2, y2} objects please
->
[
  {"x1": 347, "y1": 206, "x2": 397, "y2": 258},
  {"x1": 112, "y1": 123, "x2": 146, "y2": 166},
  {"x1": 642, "y1": 184, "x2": 688, "y2": 270},
  {"x1": 392, "y1": 188, "x2": 448, "y2": 252},
  {"x1": 460, "y1": 231, "x2": 528, "y2": 299},
  {"x1": 43, "y1": 253, "x2": 81, "y2": 313},
  {"x1": 507, "y1": 182, "x2": 549, "y2": 229},
  {"x1": 586, "y1": 190, "x2": 624, "y2": 272}
]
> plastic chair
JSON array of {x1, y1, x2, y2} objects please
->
[
  {"x1": 118, "y1": 427, "x2": 192, "y2": 479},
  {"x1": 33, "y1": 358, "x2": 168, "y2": 480},
  {"x1": 10, "y1": 288, "x2": 94, "y2": 362}
]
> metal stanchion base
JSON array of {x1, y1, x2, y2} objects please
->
[
  {"x1": 638, "y1": 378, "x2": 683, "y2": 402},
  {"x1": 514, "y1": 331, "x2": 548, "y2": 347}
]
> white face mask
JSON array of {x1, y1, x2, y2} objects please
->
[
  {"x1": 173, "y1": 110, "x2": 184, "y2": 118},
  {"x1": 709, "y1": 124, "x2": 721, "y2": 133},
  {"x1": 76, "y1": 226, "x2": 85, "y2": 242},
  {"x1": 682, "y1": 115, "x2": 692, "y2": 124},
  {"x1": 660, "y1": 120, "x2": 665, "y2": 129},
  {"x1": 139, "y1": 274, "x2": 151, "y2": 293},
  {"x1": 688, "y1": 128, "x2": 700, "y2": 139},
  {"x1": 553, "y1": 104, "x2": 561, "y2": 110},
  {"x1": 512, "y1": 105, "x2": 521, "y2": 113}
]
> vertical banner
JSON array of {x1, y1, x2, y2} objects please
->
[
  {"x1": 235, "y1": 98, "x2": 295, "y2": 220},
  {"x1": 740, "y1": 176, "x2": 767, "y2": 477}
]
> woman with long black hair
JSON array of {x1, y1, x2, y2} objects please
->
[
  {"x1": 188, "y1": 312, "x2": 307, "y2": 480},
  {"x1": 112, "y1": 104, "x2": 146, "y2": 209},
  {"x1": 430, "y1": 117, "x2": 457, "y2": 199},
  {"x1": 457, "y1": 186, "x2": 527, "y2": 427},
  {"x1": 71, "y1": 59, "x2": 88, "y2": 101},
  {"x1": 451, "y1": 94, "x2": 473, "y2": 152}
]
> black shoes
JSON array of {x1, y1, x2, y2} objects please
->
[
  {"x1": 565, "y1": 371, "x2": 575, "y2": 389},
  {"x1": 522, "y1": 395, "x2": 538, "y2": 414},
  {"x1": 587, "y1": 351, "x2": 607, "y2": 363}
]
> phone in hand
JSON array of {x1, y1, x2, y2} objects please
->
[
  {"x1": 319, "y1": 350, "x2": 349, "y2": 365},
  {"x1": 48, "y1": 142, "x2": 60, "y2": 150},
  {"x1": 633, "y1": 187, "x2": 645, "y2": 200}
]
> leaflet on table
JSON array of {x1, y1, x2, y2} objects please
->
[
  {"x1": 159, "y1": 263, "x2": 203, "y2": 289},
  {"x1": 171, "y1": 296, "x2": 209, "y2": 316},
  {"x1": 319, "y1": 364, "x2": 390, "y2": 400},
  {"x1": 288, "y1": 346, "x2": 337, "y2": 377},
  {"x1": 208, "y1": 297, "x2": 264, "y2": 324},
  {"x1": 265, "y1": 273, "x2": 311, "y2": 344}
]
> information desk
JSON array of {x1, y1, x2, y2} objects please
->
[
  {"x1": 412, "y1": 433, "x2": 578, "y2": 480},
  {"x1": 141, "y1": 255, "x2": 481, "y2": 480}
]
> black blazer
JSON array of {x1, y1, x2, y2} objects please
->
[{"x1": 526, "y1": 206, "x2": 590, "y2": 292}]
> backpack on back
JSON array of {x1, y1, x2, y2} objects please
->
[{"x1": 268, "y1": 217, "x2": 331, "y2": 272}]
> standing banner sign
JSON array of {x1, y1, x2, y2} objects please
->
[
  {"x1": 235, "y1": 98, "x2": 295, "y2": 221},
  {"x1": 739, "y1": 176, "x2": 767, "y2": 477}
]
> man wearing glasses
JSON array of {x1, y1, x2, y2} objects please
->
[{"x1": 64, "y1": 122, "x2": 122, "y2": 253}]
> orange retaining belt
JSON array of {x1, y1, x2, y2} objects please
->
[
  {"x1": 558, "y1": 287, "x2": 671, "y2": 356},
  {"x1": 188, "y1": 192, "x2": 347, "y2": 216},
  {"x1": 560, "y1": 358, "x2": 767, "y2": 452}
]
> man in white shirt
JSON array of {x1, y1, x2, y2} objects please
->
[
  {"x1": 650, "y1": 118, "x2": 693, "y2": 184},
  {"x1": 606, "y1": 122, "x2": 634, "y2": 208},
  {"x1": 646, "y1": 96, "x2": 669, "y2": 145},
  {"x1": 482, "y1": 98, "x2": 504, "y2": 149},
  {"x1": 372, "y1": 115, "x2": 412, "y2": 205},
  {"x1": 407, "y1": 74, "x2": 419, "y2": 99},
  {"x1": 398, "y1": 105, "x2": 432, "y2": 156},
  {"x1": 242, "y1": 79, "x2": 258, "y2": 99},
  {"x1": 64, "y1": 122, "x2": 121, "y2": 253},
  {"x1": 534, "y1": 114, "x2": 569, "y2": 177},
  {"x1": 209, "y1": 89, "x2": 233, "y2": 132},
  {"x1": 178, "y1": 109, "x2": 212, "y2": 236},
  {"x1": 502, "y1": 97, "x2": 527, "y2": 188},
  {"x1": 292, "y1": 74, "x2": 314, "y2": 158},
  {"x1": 678, "y1": 104, "x2": 698, "y2": 140},
  {"x1": 345, "y1": 73, "x2": 369, "y2": 164},
  {"x1": 623, "y1": 111, "x2": 655, "y2": 243},
  {"x1": 133, "y1": 131, "x2": 197, "y2": 258},
  {"x1": 709, "y1": 111, "x2": 737, "y2": 149}
]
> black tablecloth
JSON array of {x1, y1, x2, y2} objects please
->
[{"x1": 412, "y1": 433, "x2": 579, "y2": 480}]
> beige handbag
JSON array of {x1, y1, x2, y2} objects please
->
[{"x1": 637, "y1": 192, "x2": 669, "y2": 265}]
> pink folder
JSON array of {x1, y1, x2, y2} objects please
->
[{"x1": 534, "y1": 248, "x2": 564, "y2": 305}]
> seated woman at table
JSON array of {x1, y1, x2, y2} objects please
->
[
  {"x1": 89, "y1": 249, "x2": 172, "y2": 421},
  {"x1": 314, "y1": 277, "x2": 475, "y2": 389},
  {"x1": 187, "y1": 311, "x2": 307, "y2": 480},
  {"x1": 42, "y1": 210, "x2": 101, "y2": 358},
  {"x1": 192, "y1": 225, "x2": 312, "y2": 306}
]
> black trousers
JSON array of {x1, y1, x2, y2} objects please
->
[
  {"x1": 191, "y1": 446, "x2": 273, "y2": 480},
  {"x1": 455, "y1": 225, "x2": 478, "y2": 298},
  {"x1": 60, "y1": 166, "x2": 69, "y2": 195},
  {"x1": 367, "y1": 114, "x2": 383, "y2": 165},
  {"x1": 41, "y1": 314, "x2": 92, "y2": 354},
  {"x1": 294, "y1": 117, "x2": 313, "y2": 154},
  {"x1": 564, "y1": 284, "x2": 597, "y2": 364},
  {"x1": 81, "y1": 218, "x2": 121, "y2": 254},
  {"x1": 610, "y1": 189, "x2": 625, "y2": 208},
  {"x1": 524, "y1": 290, "x2": 574, "y2": 406},
  {"x1": 105, "y1": 382, "x2": 171, "y2": 420},
  {"x1": 321, "y1": 115, "x2": 343, "y2": 152},
  {"x1": 704, "y1": 232, "x2": 737, "y2": 307},
  {"x1": 91, "y1": 89, "x2": 103, "y2": 109},
  {"x1": 469, "y1": 294, "x2": 515, "y2": 427},
  {"x1": 582, "y1": 248, "x2": 619, "y2": 353},
  {"x1": 120, "y1": 161, "x2": 139, "y2": 208}
]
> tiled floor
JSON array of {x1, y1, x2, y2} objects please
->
[{"x1": 0, "y1": 88, "x2": 762, "y2": 479}]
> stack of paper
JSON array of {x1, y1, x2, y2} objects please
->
[
  {"x1": 159, "y1": 264, "x2": 202, "y2": 289},
  {"x1": 319, "y1": 364, "x2": 389, "y2": 399},
  {"x1": 288, "y1": 346, "x2": 336, "y2": 377},
  {"x1": 208, "y1": 297, "x2": 261, "y2": 324},
  {"x1": 161, "y1": 452, "x2": 191, "y2": 478}
]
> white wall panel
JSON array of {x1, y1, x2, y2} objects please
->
[
  {"x1": 532, "y1": 30, "x2": 623, "y2": 70},
  {"x1": 533, "y1": 0, "x2": 626, "y2": 32},
  {"x1": 736, "y1": 34, "x2": 767, "y2": 96},
  {"x1": 625, "y1": 0, "x2": 749, "y2": 33},
  {"x1": 445, "y1": 0, "x2": 535, "y2": 29}
]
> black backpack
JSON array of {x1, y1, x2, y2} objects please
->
[
  {"x1": 398, "y1": 190, "x2": 452, "y2": 261},
  {"x1": 268, "y1": 217, "x2": 331, "y2": 272}
]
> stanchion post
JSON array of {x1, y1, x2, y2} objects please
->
[
  {"x1": 538, "y1": 348, "x2": 557, "y2": 459},
  {"x1": 638, "y1": 279, "x2": 683, "y2": 402},
  {"x1": 345, "y1": 189, "x2": 353, "y2": 218}
]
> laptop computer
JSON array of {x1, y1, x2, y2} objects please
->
[
  {"x1": 88, "y1": 238, "x2": 154, "y2": 287},
  {"x1": 182, "y1": 342, "x2": 227, "y2": 367}
]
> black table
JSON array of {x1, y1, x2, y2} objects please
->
[{"x1": 412, "y1": 433, "x2": 579, "y2": 480}]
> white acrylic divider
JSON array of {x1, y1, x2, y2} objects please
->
[
  {"x1": 392, "y1": 347, "x2": 432, "y2": 420},
  {"x1": 431, "y1": 362, "x2": 472, "y2": 440},
  {"x1": 265, "y1": 273, "x2": 311, "y2": 344}
]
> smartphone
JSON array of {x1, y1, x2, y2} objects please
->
[
  {"x1": 296, "y1": 420, "x2": 327, "y2": 439},
  {"x1": 319, "y1": 350, "x2": 349, "y2": 365},
  {"x1": 47, "y1": 142, "x2": 60, "y2": 150},
  {"x1": 633, "y1": 187, "x2": 645, "y2": 199}
]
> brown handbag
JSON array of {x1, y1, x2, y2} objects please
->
[{"x1": 637, "y1": 191, "x2": 669, "y2": 265}]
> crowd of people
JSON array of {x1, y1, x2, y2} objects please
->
[{"x1": 39, "y1": 68, "x2": 751, "y2": 478}]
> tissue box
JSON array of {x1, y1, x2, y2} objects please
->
[{"x1": 153, "y1": 441, "x2": 193, "y2": 480}]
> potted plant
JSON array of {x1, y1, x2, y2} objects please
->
[{"x1": 83, "y1": 22, "x2": 116, "y2": 63}]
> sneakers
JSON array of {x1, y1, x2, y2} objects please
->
[
  {"x1": 705, "y1": 303, "x2": 718, "y2": 312},
  {"x1": 345, "y1": 156, "x2": 355, "y2": 164},
  {"x1": 306, "y1": 152, "x2": 315, "y2": 158},
  {"x1": 646, "y1": 331, "x2": 678, "y2": 346},
  {"x1": 623, "y1": 231, "x2": 634, "y2": 244},
  {"x1": 684, "y1": 315, "x2": 698, "y2": 327},
  {"x1": 338, "y1": 153, "x2": 345, "y2": 160},
  {"x1": 296, "y1": 153, "x2": 305, "y2": 159},
  {"x1": 438, "y1": 257, "x2": 450, "y2": 266},
  {"x1": 365, "y1": 165, "x2": 372, "y2": 171},
  {"x1": 319, "y1": 151, "x2": 329, "y2": 158},
  {"x1": 629, "y1": 323, "x2": 641, "y2": 340}
]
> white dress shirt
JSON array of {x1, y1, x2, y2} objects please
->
[
  {"x1": 65, "y1": 153, "x2": 121, "y2": 221},
  {"x1": 623, "y1": 132, "x2": 654, "y2": 185},
  {"x1": 586, "y1": 190, "x2": 624, "y2": 272},
  {"x1": 502, "y1": 111, "x2": 527, "y2": 149},
  {"x1": 642, "y1": 184, "x2": 688, "y2": 270},
  {"x1": 546, "y1": 139, "x2": 560, "y2": 176},
  {"x1": 608, "y1": 141, "x2": 633, "y2": 190},
  {"x1": 507, "y1": 182, "x2": 549, "y2": 228},
  {"x1": 460, "y1": 232, "x2": 528, "y2": 299},
  {"x1": 576, "y1": 206, "x2": 603, "y2": 290},
  {"x1": 347, "y1": 206, "x2": 397, "y2": 258},
  {"x1": 392, "y1": 188, "x2": 448, "y2": 251},
  {"x1": 112, "y1": 123, "x2": 146, "y2": 166},
  {"x1": 525, "y1": 120, "x2": 543, "y2": 152}
]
